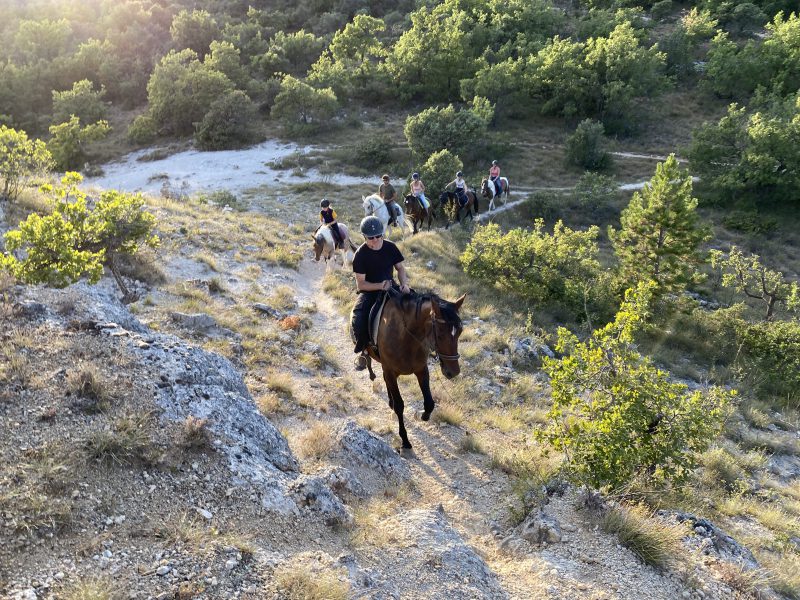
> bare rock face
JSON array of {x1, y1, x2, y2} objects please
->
[
  {"x1": 386, "y1": 507, "x2": 508, "y2": 599},
  {"x1": 330, "y1": 420, "x2": 412, "y2": 484},
  {"x1": 290, "y1": 474, "x2": 354, "y2": 526}
]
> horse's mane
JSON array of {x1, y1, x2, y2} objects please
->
[
  {"x1": 364, "y1": 193, "x2": 382, "y2": 203},
  {"x1": 395, "y1": 291, "x2": 461, "y2": 323}
]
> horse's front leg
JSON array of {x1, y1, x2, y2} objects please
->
[
  {"x1": 383, "y1": 371, "x2": 411, "y2": 449},
  {"x1": 415, "y1": 367, "x2": 435, "y2": 421}
]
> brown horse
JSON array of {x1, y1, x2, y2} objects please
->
[
  {"x1": 439, "y1": 190, "x2": 479, "y2": 228},
  {"x1": 364, "y1": 291, "x2": 465, "y2": 449},
  {"x1": 403, "y1": 193, "x2": 433, "y2": 234}
]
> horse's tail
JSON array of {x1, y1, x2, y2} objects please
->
[
  {"x1": 348, "y1": 238, "x2": 357, "y2": 252},
  {"x1": 473, "y1": 191, "x2": 480, "y2": 214}
]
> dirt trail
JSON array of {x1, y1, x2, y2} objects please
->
[{"x1": 287, "y1": 256, "x2": 703, "y2": 599}]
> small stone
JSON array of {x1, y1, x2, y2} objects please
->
[
  {"x1": 194, "y1": 507, "x2": 213, "y2": 520},
  {"x1": 103, "y1": 550, "x2": 112, "y2": 558},
  {"x1": 225, "y1": 558, "x2": 238, "y2": 571},
  {"x1": 156, "y1": 566, "x2": 171, "y2": 576}
]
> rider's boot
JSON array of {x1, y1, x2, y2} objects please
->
[{"x1": 354, "y1": 352, "x2": 367, "y2": 371}]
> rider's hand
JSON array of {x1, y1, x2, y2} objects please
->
[
  {"x1": 400, "y1": 284, "x2": 411, "y2": 294},
  {"x1": 382, "y1": 280, "x2": 391, "y2": 291}
]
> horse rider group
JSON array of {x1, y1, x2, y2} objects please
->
[{"x1": 315, "y1": 161, "x2": 502, "y2": 370}]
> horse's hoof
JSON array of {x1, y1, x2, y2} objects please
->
[{"x1": 420, "y1": 410, "x2": 432, "y2": 422}]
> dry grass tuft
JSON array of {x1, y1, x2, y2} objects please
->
[
  {"x1": 274, "y1": 560, "x2": 349, "y2": 600},
  {"x1": 279, "y1": 315, "x2": 304, "y2": 331},
  {"x1": 84, "y1": 413, "x2": 157, "y2": 465},
  {"x1": 155, "y1": 512, "x2": 256, "y2": 557},
  {"x1": 67, "y1": 365, "x2": 111, "y2": 413},
  {"x1": 266, "y1": 371, "x2": 294, "y2": 398},
  {"x1": 432, "y1": 404, "x2": 464, "y2": 427},
  {"x1": 295, "y1": 422, "x2": 336, "y2": 461},
  {"x1": 180, "y1": 415, "x2": 212, "y2": 449},
  {"x1": 458, "y1": 432, "x2": 485, "y2": 454},
  {"x1": 601, "y1": 503, "x2": 684, "y2": 569},
  {"x1": 715, "y1": 561, "x2": 772, "y2": 597},
  {"x1": 59, "y1": 575, "x2": 123, "y2": 600}
]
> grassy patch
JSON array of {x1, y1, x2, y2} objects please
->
[
  {"x1": 84, "y1": 413, "x2": 157, "y2": 466},
  {"x1": 294, "y1": 422, "x2": 336, "y2": 461},
  {"x1": 180, "y1": 415, "x2": 212, "y2": 450},
  {"x1": 59, "y1": 576, "x2": 123, "y2": 600},
  {"x1": 431, "y1": 403, "x2": 464, "y2": 427},
  {"x1": 601, "y1": 503, "x2": 684, "y2": 569},
  {"x1": 458, "y1": 432, "x2": 485, "y2": 454},
  {"x1": 67, "y1": 365, "x2": 112, "y2": 413},
  {"x1": 274, "y1": 560, "x2": 349, "y2": 600},
  {"x1": 154, "y1": 512, "x2": 256, "y2": 557}
]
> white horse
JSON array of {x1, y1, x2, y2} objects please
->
[
  {"x1": 480, "y1": 177, "x2": 510, "y2": 211},
  {"x1": 362, "y1": 194, "x2": 412, "y2": 238},
  {"x1": 312, "y1": 223, "x2": 356, "y2": 269}
]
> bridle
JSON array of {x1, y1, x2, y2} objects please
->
[{"x1": 429, "y1": 312, "x2": 460, "y2": 362}]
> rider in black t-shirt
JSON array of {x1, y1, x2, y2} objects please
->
[{"x1": 350, "y1": 216, "x2": 411, "y2": 370}]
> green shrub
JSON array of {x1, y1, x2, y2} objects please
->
[
  {"x1": 574, "y1": 172, "x2": 617, "y2": 210},
  {"x1": 650, "y1": 0, "x2": 674, "y2": 21},
  {"x1": 461, "y1": 220, "x2": 601, "y2": 312},
  {"x1": 52, "y1": 79, "x2": 108, "y2": 126},
  {"x1": 47, "y1": 116, "x2": 111, "y2": 170},
  {"x1": 738, "y1": 319, "x2": 800, "y2": 404},
  {"x1": 127, "y1": 114, "x2": 158, "y2": 145},
  {"x1": 539, "y1": 283, "x2": 735, "y2": 491},
  {"x1": 352, "y1": 138, "x2": 390, "y2": 170},
  {"x1": 404, "y1": 102, "x2": 492, "y2": 161},
  {"x1": 195, "y1": 90, "x2": 259, "y2": 150},
  {"x1": 0, "y1": 125, "x2": 53, "y2": 200},
  {"x1": 271, "y1": 75, "x2": 338, "y2": 135},
  {"x1": 565, "y1": 119, "x2": 611, "y2": 171},
  {"x1": 422, "y1": 149, "x2": 463, "y2": 207}
]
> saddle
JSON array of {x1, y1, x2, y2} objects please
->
[{"x1": 367, "y1": 290, "x2": 391, "y2": 357}]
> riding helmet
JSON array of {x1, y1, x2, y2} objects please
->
[
  {"x1": 412, "y1": 172, "x2": 420, "y2": 179},
  {"x1": 320, "y1": 198, "x2": 330, "y2": 208},
  {"x1": 360, "y1": 215, "x2": 384, "y2": 238},
  {"x1": 456, "y1": 171, "x2": 463, "y2": 177},
  {"x1": 492, "y1": 160, "x2": 498, "y2": 165}
]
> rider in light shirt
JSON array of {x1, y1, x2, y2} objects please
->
[
  {"x1": 489, "y1": 160, "x2": 501, "y2": 196},
  {"x1": 410, "y1": 172, "x2": 429, "y2": 210}
]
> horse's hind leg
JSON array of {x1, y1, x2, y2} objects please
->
[
  {"x1": 384, "y1": 371, "x2": 411, "y2": 449},
  {"x1": 415, "y1": 368, "x2": 435, "y2": 421}
]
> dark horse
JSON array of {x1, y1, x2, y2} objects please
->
[
  {"x1": 439, "y1": 190, "x2": 479, "y2": 228},
  {"x1": 364, "y1": 291, "x2": 465, "y2": 449},
  {"x1": 403, "y1": 193, "x2": 433, "y2": 234}
]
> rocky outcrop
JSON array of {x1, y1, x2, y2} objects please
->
[{"x1": 330, "y1": 420, "x2": 412, "y2": 484}]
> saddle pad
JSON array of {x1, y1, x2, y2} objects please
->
[{"x1": 368, "y1": 291, "x2": 390, "y2": 350}]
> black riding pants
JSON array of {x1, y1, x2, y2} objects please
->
[{"x1": 350, "y1": 290, "x2": 382, "y2": 353}]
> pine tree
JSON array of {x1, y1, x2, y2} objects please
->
[{"x1": 609, "y1": 154, "x2": 710, "y2": 298}]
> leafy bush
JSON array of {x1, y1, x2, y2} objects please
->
[
  {"x1": 127, "y1": 114, "x2": 158, "y2": 145},
  {"x1": 461, "y1": 220, "x2": 601, "y2": 311},
  {"x1": 47, "y1": 116, "x2": 110, "y2": 171},
  {"x1": 0, "y1": 125, "x2": 53, "y2": 200},
  {"x1": 539, "y1": 283, "x2": 735, "y2": 491},
  {"x1": 271, "y1": 75, "x2": 338, "y2": 134},
  {"x1": 565, "y1": 119, "x2": 611, "y2": 171},
  {"x1": 574, "y1": 171, "x2": 617, "y2": 210},
  {"x1": 738, "y1": 319, "x2": 800, "y2": 404},
  {"x1": 195, "y1": 90, "x2": 259, "y2": 150},
  {"x1": 404, "y1": 102, "x2": 492, "y2": 161},
  {"x1": 1, "y1": 173, "x2": 159, "y2": 301},
  {"x1": 352, "y1": 138, "x2": 390, "y2": 170},
  {"x1": 51, "y1": 79, "x2": 108, "y2": 126},
  {"x1": 721, "y1": 210, "x2": 777, "y2": 235},
  {"x1": 421, "y1": 149, "x2": 463, "y2": 204},
  {"x1": 650, "y1": 0, "x2": 674, "y2": 21}
]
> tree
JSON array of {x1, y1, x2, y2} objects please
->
[
  {"x1": 0, "y1": 125, "x2": 53, "y2": 201},
  {"x1": 421, "y1": 149, "x2": 463, "y2": 205},
  {"x1": 308, "y1": 15, "x2": 387, "y2": 98},
  {"x1": 385, "y1": 6, "x2": 476, "y2": 101},
  {"x1": 271, "y1": 75, "x2": 337, "y2": 133},
  {"x1": 565, "y1": 119, "x2": 612, "y2": 170},
  {"x1": 539, "y1": 282, "x2": 734, "y2": 490},
  {"x1": 710, "y1": 246, "x2": 799, "y2": 320},
  {"x1": 52, "y1": 79, "x2": 109, "y2": 126},
  {"x1": 170, "y1": 9, "x2": 220, "y2": 58},
  {"x1": 461, "y1": 220, "x2": 601, "y2": 311},
  {"x1": 1, "y1": 173, "x2": 159, "y2": 301},
  {"x1": 404, "y1": 103, "x2": 491, "y2": 161},
  {"x1": 609, "y1": 155, "x2": 710, "y2": 298},
  {"x1": 195, "y1": 91, "x2": 259, "y2": 150},
  {"x1": 204, "y1": 41, "x2": 249, "y2": 89},
  {"x1": 146, "y1": 49, "x2": 235, "y2": 136},
  {"x1": 48, "y1": 116, "x2": 111, "y2": 171}
]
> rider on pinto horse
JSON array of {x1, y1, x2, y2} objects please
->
[
  {"x1": 489, "y1": 160, "x2": 502, "y2": 197},
  {"x1": 319, "y1": 199, "x2": 344, "y2": 247}
]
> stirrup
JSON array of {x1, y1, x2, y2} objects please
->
[{"x1": 354, "y1": 354, "x2": 367, "y2": 371}]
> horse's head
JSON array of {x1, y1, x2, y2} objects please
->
[
  {"x1": 481, "y1": 179, "x2": 492, "y2": 197},
  {"x1": 363, "y1": 194, "x2": 380, "y2": 216},
  {"x1": 430, "y1": 294, "x2": 466, "y2": 379},
  {"x1": 404, "y1": 193, "x2": 415, "y2": 209},
  {"x1": 312, "y1": 232, "x2": 325, "y2": 261},
  {"x1": 438, "y1": 190, "x2": 451, "y2": 205}
]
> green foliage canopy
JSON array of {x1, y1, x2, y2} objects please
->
[
  {"x1": 0, "y1": 125, "x2": 53, "y2": 200},
  {"x1": 47, "y1": 116, "x2": 111, "y2": 171},
  {"x1": 539, "y1": 282, "x2": 734, "y2": 490},
  {"x1": 52, "y1": 79, "x2": 108, "y2": 126},
  {"x1": 2, "y1": 173, "x2": 158, "y2": 299},
  {"x1": 271, "y1": 75, "x2": 338, "y2": 133},
  {"x1": 404, "y1": 101, "x2": 493, "y2": 161}
]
